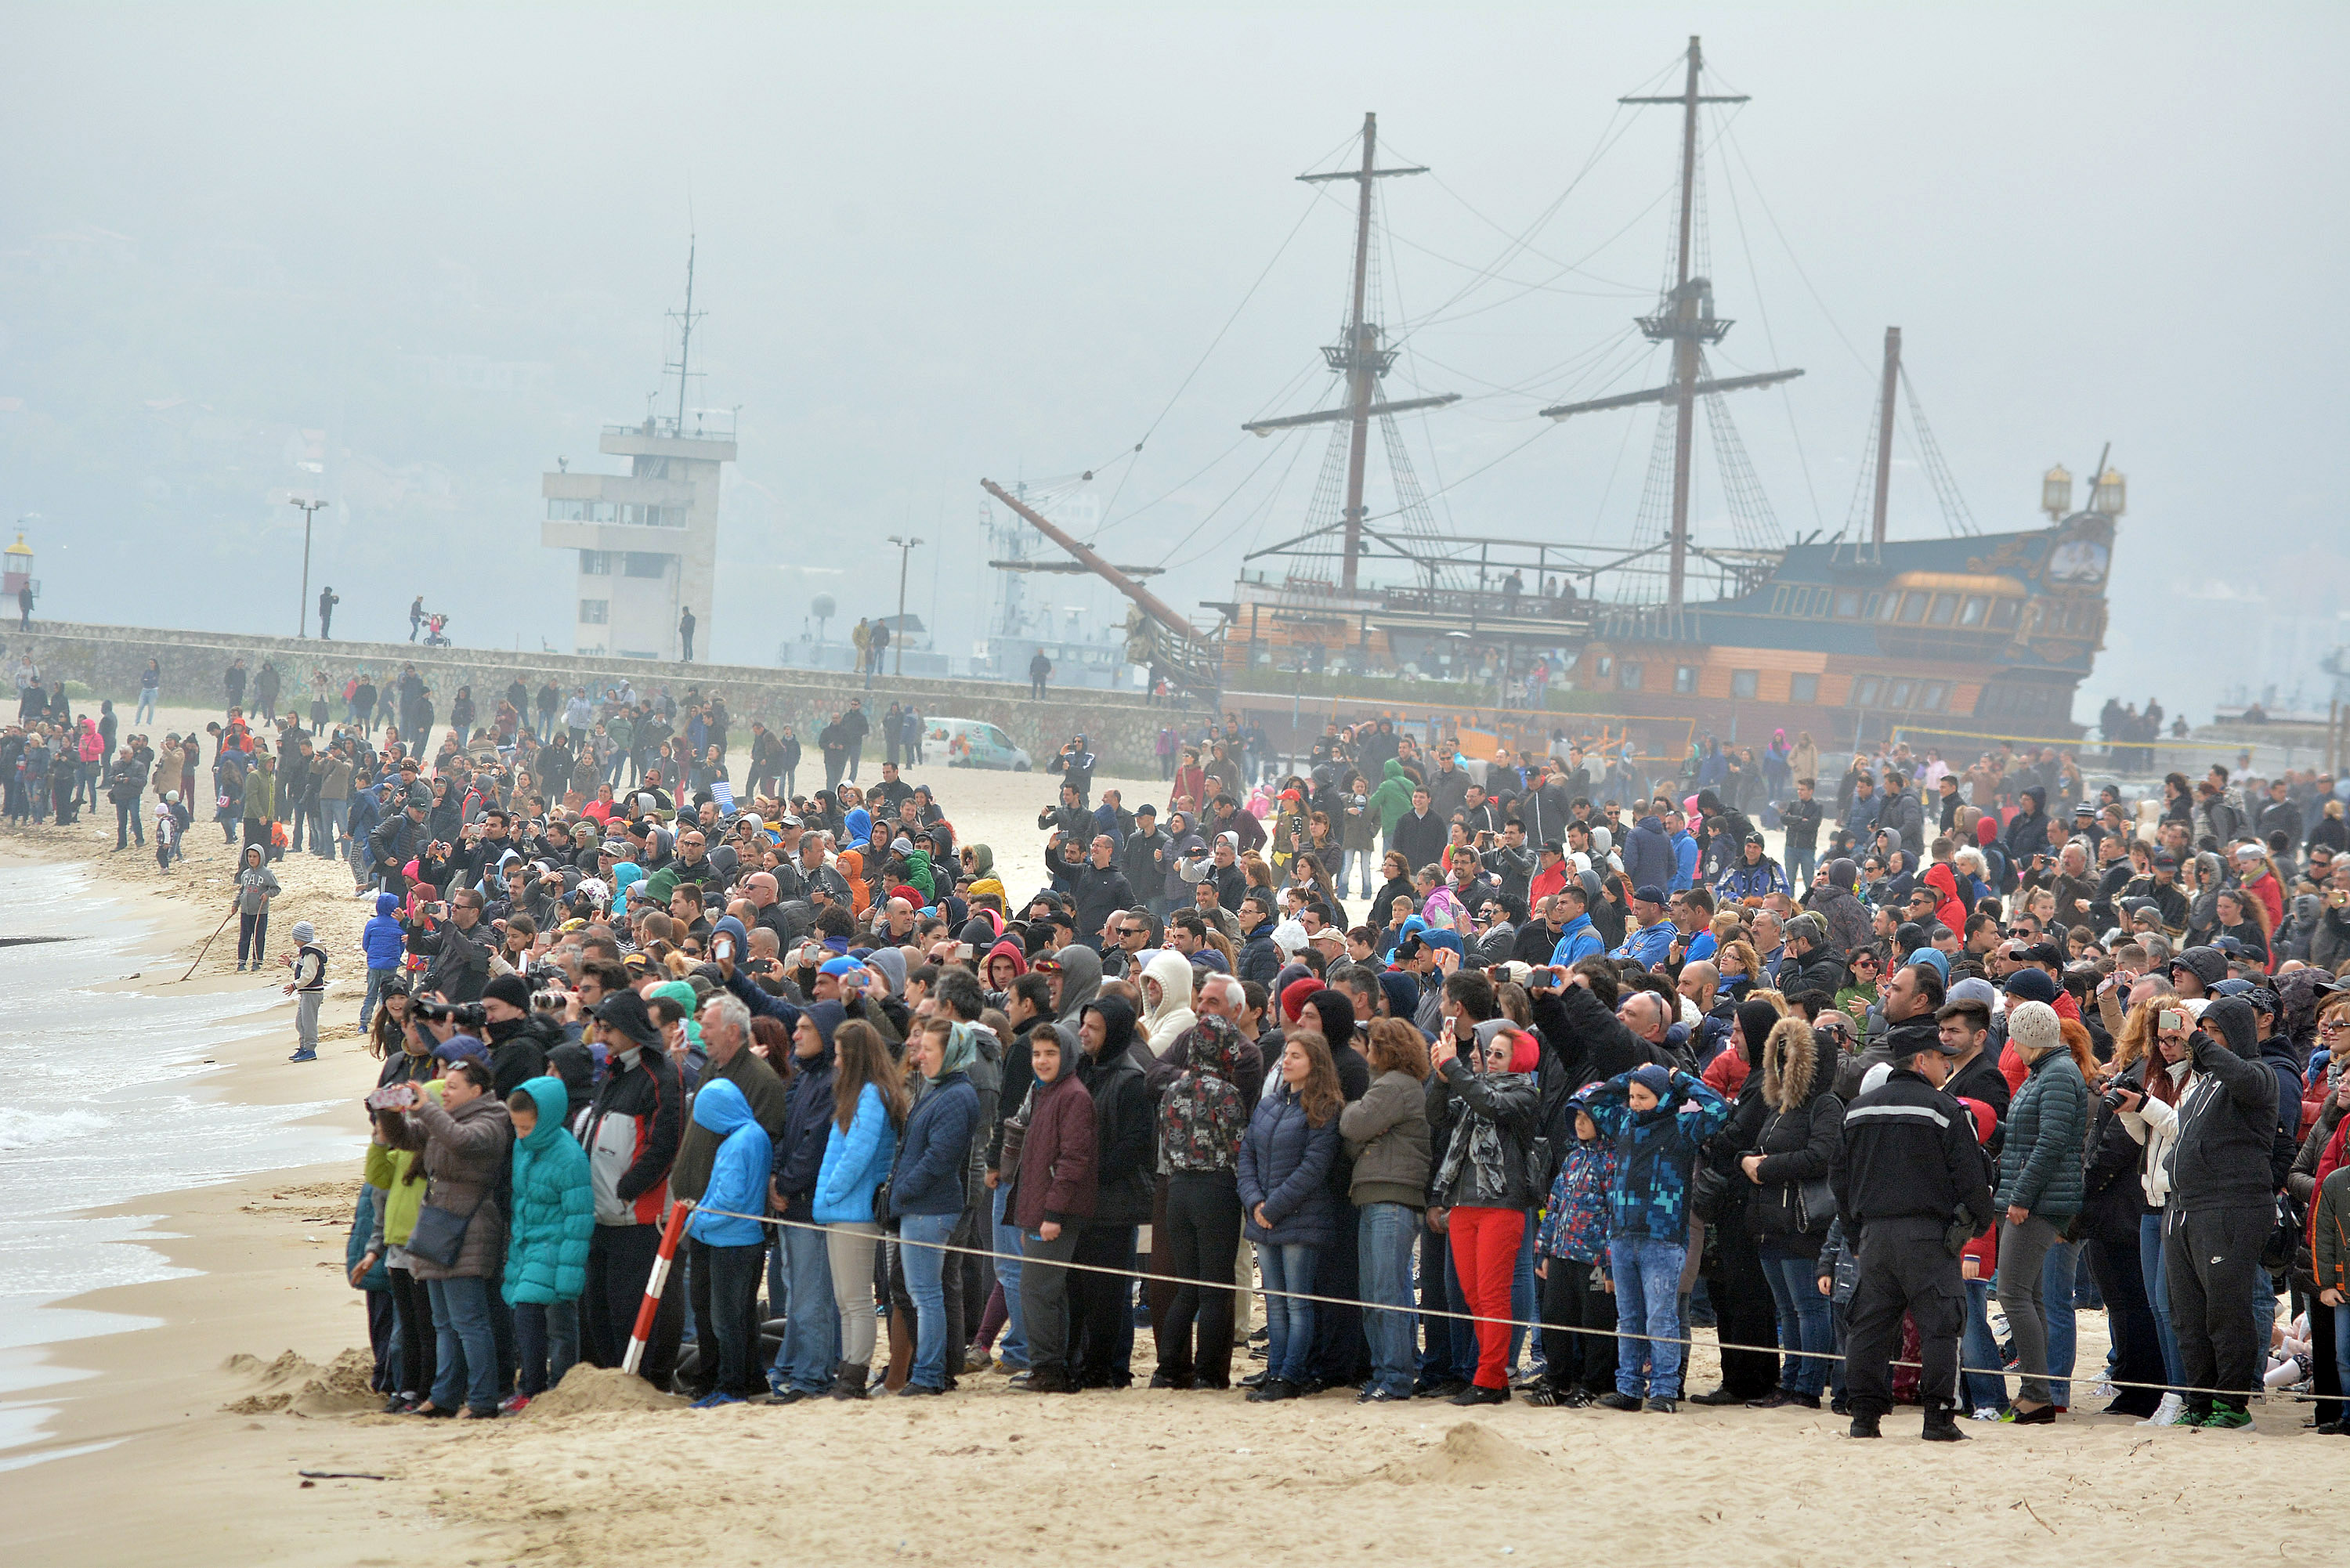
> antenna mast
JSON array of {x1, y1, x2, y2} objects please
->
[{"x1": 666, "y1": 233, "x2": 703, "y2": 434}]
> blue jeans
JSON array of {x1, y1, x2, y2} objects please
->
[
  {"x1": 136, "y1": 690, "x2": 157, "y2": 724},
  {"x1": 1784, "y1": 844, "x2": 1815, "y2": 892},
  {"x1": 899, "y1": 1211, "x2": 957, "y2": 1389},
  {"x1": 360, "y1": 966, "x2": 400, "y2": 1033},
  {"x1": 514, "y1": 1298, "x2": 579, "y2": 1396},
  {"x1": 1961, "y1": 1277, "x2": 2007, "y2": 1411},
  {"x1": 1509, "y1": 1216, "x2": 1541, "y2": 1376},
  {"x1": 990, "y1": 1182, "x2": 1028, "y2": 1369},
  {"x1": 2040, "y1": 1235, "x2": 2079, "y2": 1407},
  {"x1": 1358, "y1": 1203, "x2": 1419, "y2": 1397},
  {"x1": 1759, "y1": 1243, "x2": 1835, "y2": 1397},
  {"x1": 320, "y1": 797, "x2": 349, "y2": 858},
  {"x1": 1255, "y1": 1241, "x2": 1319, "y2": 1385},
  {"x1": 777, "y1": 1222, "x2": 838, "y2": 1393},
  {"x1": 426, "y1": 1275, "x2": 498, "y2": 1414},
  {"x1": 1608, "y1": 1235, "x2": 1687, "y2": 1399},
  {"x1": 2141, "y1": 1212, "x2": 2182, "y2": 1388},
  {"x1": 1341, "y1": 847, "x2": 1376, "y2": 898}
]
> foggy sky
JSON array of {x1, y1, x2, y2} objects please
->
[{"x1": 4, "y1": 4, "x2": 2345, "y2": 718}]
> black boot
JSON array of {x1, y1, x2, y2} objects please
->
[
  {"x1": 1922, "y1": 1404, "x2": 1968, "y2": 1442},
  {"x1": 1849, "y1": 1409, "x2": 1882, "y2": 1439},
  {"x1": 830, "y1": 1361, "x2": 870, "y2": 1401}
]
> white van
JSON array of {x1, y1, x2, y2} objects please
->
[{"x1": 926, "y1": 717, "x2": 1032, "y2": 771}]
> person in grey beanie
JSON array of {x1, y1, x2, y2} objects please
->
[{"x1": 283, "y1": 919, "x2": 328, "y2": 1063}]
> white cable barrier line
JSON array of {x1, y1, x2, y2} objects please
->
[{"x1": 674, "y1": 1201, "x2": 2289, "y2": 1406}]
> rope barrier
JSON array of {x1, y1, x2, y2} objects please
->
[{"x1": 675, "y1": 1200, "x2": 2294, "y2": 1406}]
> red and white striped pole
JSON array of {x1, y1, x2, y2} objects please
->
[{"x1": 620, "y1": 1201, "x2": 692, "y2": 1378}]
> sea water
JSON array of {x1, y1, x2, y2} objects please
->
[{"x1": 0, "y1": 861, "x2": 359, "y2": 1462}]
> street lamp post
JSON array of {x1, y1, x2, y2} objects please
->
[
  {"x1": 884, "y1": 534, "x2": 923, "y2": 676},
  {"x1": 290, "y1": 497, "x2": 327, "y2": 636}
]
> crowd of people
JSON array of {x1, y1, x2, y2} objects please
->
[{"x1": 15, "y1": 652, "x2": 2350, "y2": 1444}]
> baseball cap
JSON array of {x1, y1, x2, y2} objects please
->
[{"x1": 1632, "y1": 883, "x2": 1667, "y2": 906}]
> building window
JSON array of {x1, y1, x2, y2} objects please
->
[
  {"x1": 578, "y1": 550, "x2": 613, "y2": 575},
  {"x1": 1790, "y1": 672, "x2": 1820, "y2": 704},
  {"x1": 1958, "y1": 594, "x2": 1987, "y2": 627},
  {"x1": 1852, "y1": 675, "x2": 1882, "y2": 706},
  {"x1": 624, "y1": 552, "x2": 670, "y2": 578},
  {"x1": 548, "y1": 498, "x2": 585, "y2": 521},
  {"x1": 1674, "y1": 666, "x2": 1698, "y2": 695},
  {"x1": 1730, "y1": 669, "x2": 1759, "y2": 699},
  {"x1": 579, "y1": 598, "x2": 609, "y2": 624},
  {"x1": 1834, "y1": 589, "x2": 1864, "y2": 619},
  {"x1": 1618, "y1": 661, "x2": 1643, "y2": 692}
]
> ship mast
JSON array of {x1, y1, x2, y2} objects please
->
[
  {"x1": 1870, "y1": 326, "x2": 1901, "y2": 551},
  {"x1": 1542, "y1": 38, "x2": 1799, "y2": 614},
  {"x1": 1243, "y1": 114, "x2": 1459, "y2": 591}
]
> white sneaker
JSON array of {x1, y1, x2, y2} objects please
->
[
  {"x1": 2089, "y1": 1381, "x2": 2119, "y2": 1401},
  {"x1": 1969, "y1": 1406, "x2": 2001, "y2": 1422},
  {"x1": 2136, "y1": 1393, "x2": 2186, "y2": 1428}
]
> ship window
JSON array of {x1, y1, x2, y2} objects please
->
[
  {"x1": 1790, "y1": 673, "x2": 1820, "y2": 704},
  {"x1": 624, "y1": 552, "x2": 670, "y2": 578},
  {"x1": 1593, "y1": 656, "x2": 1613, "y2": 678},
  {"x1": 1875, "y1": 592, "x2": 1902, "y2": 622},
  {"x1": 1852, "y1": 676, "x2": 1882, "y2": 706},
  {"x1": 578, "y1": 598, "x2": 609, "y2": 625},
  {"x1": 1771, "y1": 587, "x2": 1790, "y2": 614},
  {"x1": 1918, "y1": 681, "x2": 1948, "y2": 712},
  {"x1": 1834, "y1": 589, "x2": 1864, "y2": 619},
  {"x1": 1862, "y1": 594, "x2": 1882, "y2": 620},
  {"x1": 1674, "y1": 666, "x2": 1698, "y2": 695},
  {"x1": 1988, "y1": 598, "x2": 2019, "y2": 630},
  {"x1": 1958, "y1": 594, "x2": 1987, "y2": 627},
  {"x1": 578, "y1": 550, "x2": 613, "y2": 576},
  {"x1": 1896, "y1": 592, "x2": 1929, "y2": 623},
  {"x1": 1731, "y1": 670, "x2": 1759, "y2": 699},
  {"x1": 1888, "y1": 679, "x2": 1915, "y2": 709},
  {"x1": 1927, "y1": 594, "x2": 1958, "y2": 626},
  {"x1": 1618, "y1": 661, "x2": 1643, "y2": 692}
]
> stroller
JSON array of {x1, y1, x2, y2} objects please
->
[{"x1": 422, "y1": 612, "x2": 453, "y2": 648}]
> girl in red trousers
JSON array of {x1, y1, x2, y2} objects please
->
[{"x1": 1428, "y1": 995, "x2": 1543, "y2": 1406}]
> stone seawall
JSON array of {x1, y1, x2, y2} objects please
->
[{"x1": 5, "y1": 620, "x2": 1189, "y2": 775}]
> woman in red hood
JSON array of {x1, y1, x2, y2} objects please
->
[{"x1": 1922, "y1": 858, "x2": 1969, "y2": 934}]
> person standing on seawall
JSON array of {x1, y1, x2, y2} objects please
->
[
  {"x1": 678, "y1": 605, "x2": 696, "y2": 663},
  {"x1": 319, "y1": 586, "x2": 339, "y2": 640}
]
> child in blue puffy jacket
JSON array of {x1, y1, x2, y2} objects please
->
[
  {"x1": 360, "y1": 892, "x2": 407, "y2": 1033},
  {"x1": 504, "y1": 1074, "x2": 594, "y2": 1407}
]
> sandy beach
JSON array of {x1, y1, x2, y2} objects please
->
[{"x1": 0, "y1": 714, "x2": 2330, "y2": 1567}]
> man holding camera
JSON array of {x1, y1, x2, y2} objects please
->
[{"x1": 410, "y1": 887, "x2": 492, "y2": 1003}]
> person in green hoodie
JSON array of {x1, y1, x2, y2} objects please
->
[
  {"x1": 503, "y1": 1075, "x2": 595, "y2": 1409},
  {"x1": 1366, "y1": 757, "x2": 1418, "y2": 854},
  {"x1": 241, "y1": 752, "x2": 277, "y2": 854},
  {"x1": 357, "y1": 1091, "x2": 439, "y2": 1412}
]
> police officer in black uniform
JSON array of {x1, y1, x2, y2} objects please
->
[{"x1": 1831, "y1": 1006, "x2": 1997, "y2": 1441}]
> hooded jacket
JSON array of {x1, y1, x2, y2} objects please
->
[
  {"x1": 671, "y1": 1036, "x2": 790, "y2": 1204},
  {"x1": 1157, "y1": 1015, "x2": 1251, "y2": 1176},
  {"x1": 502, "y1": 1075, "x2": 595, "y2": 1305},
  {"x1": 1013, "y1": 1030, "x2": 1098, "y2": 1231},
  {"x1": 684, "y1": 1078, "x2": 774, "y2": 1247},
  {"x1": 889, "y1": 1062, "x2": 981, "y2": 1218},
  {"x1": 2167, "y1": 996, "x2": 2280, "y2": 1214},
  {"x1": 768, "y1": 1003, "x2": 841, "y2": 1220},
  {"x1": 1537, "y1": 1089, "x2": 1621, "y2": 1264},
  {"x1": 1582, "y1": 1066, "x2": 1731, "y2": 1239},
  {"x1": 1366, "y1": 757, "x2": 1418, "y2": 840},
  {"x1": 1140, "y1": 948, "x2": 1198, "y2": 1053},
  {"x1": 1078, "y1": 995, "x2": 1155, "y2": 1225},
  {"x1": 363, "y1": 893, "x2": 407, "y2": 970},
  {"x1": 1051, "y1": 943, "x2": 1103, "y2": 1025},
  {"x1": 233, "y1": 849, "x2": 280, "y2": 914},
  {"x1": 1741, "y1": 1018, "x2": 1846, "y2": 1251}
]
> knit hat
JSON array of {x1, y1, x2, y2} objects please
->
[
  {"x1": 2006, "y1": 999, "x2": 2063, "y2": 1058},
  {"x1": 291, "y1": 920, "x2": 316, "y2": 943},
  {"x1": 482, "y1": 973, "x2": 533, "y2": 1011},
  {"x1": 2002, "y1": 966, "x2": 2059, "y2": 1004},
  {"x1": 1946, "y1": 976, "x2": 2000, "y2": 1013},
  {"x1": 1630, "y1": 1064, "x2": 1672, "y2": 1098},
  {"x1": 1736, "y1": 999, "x2": 1784, "y2": 1056}
]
